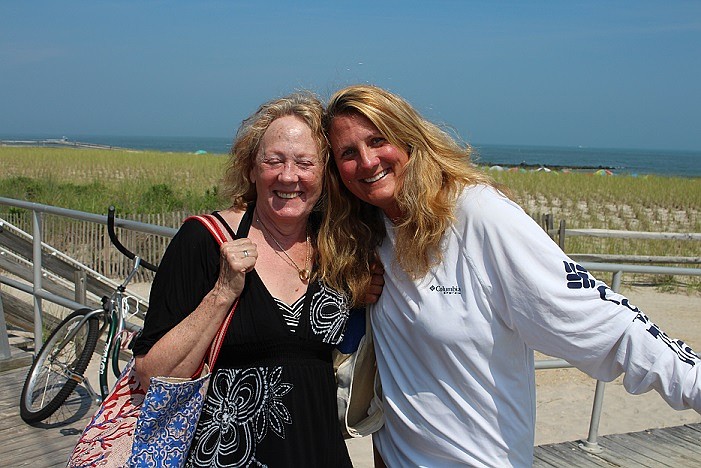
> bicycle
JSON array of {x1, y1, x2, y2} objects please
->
[{"x1": 19, "y1": 206, "x2": 158, "y2": 424}]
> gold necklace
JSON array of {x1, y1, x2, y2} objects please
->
[{"x1": 256, "y1": 216, "x2": 311, "y2": 281}]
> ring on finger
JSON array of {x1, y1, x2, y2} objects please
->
[{"x1": 243, "y1": 250, "x2": 249, "y2": 258}]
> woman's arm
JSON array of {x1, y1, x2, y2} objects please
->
[{"x1": 464, "y1": 186, "x2": 701, "y2": 412}]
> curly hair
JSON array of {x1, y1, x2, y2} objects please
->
[
  {"x1": 318, "y1": 85, "x2": 499, "y2": 306},
  {"x1": 221, "y1": 91, "x2": 327, "y2": 210}
]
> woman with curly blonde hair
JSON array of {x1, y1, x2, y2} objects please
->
[
  {"x1": 132, "y1": 91, "x2": 381, "y2": 467},
  {"x1": 319, "y1": 84, "x2": 701, "y2": 467}
]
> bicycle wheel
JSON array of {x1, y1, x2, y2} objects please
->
[{"x1": 20, "y1": 308, "x2": 101, "y2": 424}]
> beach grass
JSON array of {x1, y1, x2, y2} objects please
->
[
  {"x1": 1, "y1": 146, "x2": 226, "y2": 214},
  {"x1": 1, "y1": 146, "x2": 699, "y2": 289}
]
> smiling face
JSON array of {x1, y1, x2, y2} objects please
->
[
  {"x1": 329, "y1": 112, "x2": 409, "y2": 220},
  {"x1": 249, "y1": 115, "x2": 323, "y2": 224}
]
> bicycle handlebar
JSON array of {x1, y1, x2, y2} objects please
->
[{"x1": 107, "y1": 206, "x2": 158, "y2": 272}]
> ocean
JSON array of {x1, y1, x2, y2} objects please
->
[
  {"x1": 2, "y1": 134, "x2": 700, "y2": 178},
  {"x1": 471, "y1": 145, "x2": 701, "y2": 178}
]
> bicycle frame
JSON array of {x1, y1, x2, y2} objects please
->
[
  {"x1": 97, "y1": 256, "x2": 143, "y2": 401},
  {"x1": 77, "y1": 206, "x2": 157, "y2": 403}
]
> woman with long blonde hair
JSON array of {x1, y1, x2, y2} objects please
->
[{"x1": 320, "y1": 84, "x2": 701, "y2": 467}]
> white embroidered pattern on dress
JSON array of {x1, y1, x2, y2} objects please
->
[
  {"x1": 309, "y1": 282, "x2": 349, "y2": 343},
  {"x1": 187, "y1": 367, "x2": 292, "y2": 467}
]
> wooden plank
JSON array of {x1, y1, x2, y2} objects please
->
[
  {"x1": 665, "y1": 424, "x2": 701, "y2": 446},
  {"x1": 0, "y1": 290, "x2": 70, "y2": 346},
  {"x1": 5, "y1": 435, "x2": 80, "y2": 467},
  {"x1": 0, "y1": 289, "x2": 36, "y2": 331},
  {"x1": 570, "y1": 254, "x2": 701, "y2": 265},
  {"x1": 0, "y1": 254, "x2": 82, "y2": 301},
  {"x1": 0, "y1": 378, "x2": 25, "y2": 403},
  {"x1": 556, "y1": 441, "x2": 622, "y2": 467},
  {"x1": 0, "y1": 366, "x2": 95, "y2": 467},
  {"x1": 682, "y1": 422, "x2": 701, "y2": 434},
  {"x1": 562, "y1": 229, "x2": 701, "y2": 241},
  {"x1": 541, "y1": 442, "x2": 613, "y2": 467},
  {"x1": 606, "y1": 433, "x2": 674, "y2": 466},
  {"x1": 623, "y1": 429, "x2": 696, "y2": 463},
  {"x1": 595, "y1": 436, "x2": 668, "y2": 467},
  {"x1": 534, "y1": 444, "x2": 576, "y2": 467},
  {"x1": 643, "y1": 426, "x2": 701, "y2": 455}
]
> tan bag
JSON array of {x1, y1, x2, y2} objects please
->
[{"x1": 334, "y1": 308, "x2": 384, "y2": 438}]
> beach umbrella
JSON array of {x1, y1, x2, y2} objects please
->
[
  {"x1": 489, "y1": 165, "x2": 504, "y2": 171},
  {"x1": 195, "y1": 150, "x2": 207, "y2": 155}
]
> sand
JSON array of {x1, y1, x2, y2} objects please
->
[{"x1": 126, "y1": 283, "x2": 701, "y2": 466}]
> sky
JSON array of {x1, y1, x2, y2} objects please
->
[{"x1": 1, "y1": 0, "x2": 700, "y2": 151}]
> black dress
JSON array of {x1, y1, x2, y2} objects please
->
[{"x1": 132, "y1": 205, "x2": 353, "y2": 468}]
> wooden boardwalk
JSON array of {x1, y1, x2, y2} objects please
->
[
  {"x1": 534, "y1": 425, "x2": 701, "y2": 466},
  {"x1": 2, "y1": 361, "x2": 701, "y2": 467}
]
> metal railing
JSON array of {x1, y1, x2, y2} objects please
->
[
  {"x1": 1, "y1": 196, "x2": 700, "y2": 452},
  {"x1": 0, "y1": 197, "x2": 176, "y2": 354}
]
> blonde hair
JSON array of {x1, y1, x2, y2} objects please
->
[
  {"x1": 221, "y1": 91, "x2": 327, "y2": 210},
  {"x1": 318, "y1": 85, "x2": 499, "y2": 305}
]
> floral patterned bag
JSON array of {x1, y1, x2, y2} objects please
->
[
  {"x1": 66, "y1": 359, "x2": 146, "y2": 467},
  {"x1": 66, "y1": 214, "x2": 236, "y2": 467},
  {"x1": 127, "y1": 364, "x2": 217, "y2": 465}
]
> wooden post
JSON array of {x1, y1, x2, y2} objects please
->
[
  {"x1": 544, "y1": 214, "x2": 554, "y2": 239},
  {"x1": 0, "y1": 289, "x2": 11, "y2": 360},
  {"x1": 74, "y1": 270, "x2": 87, "y2": 305},
  {"x1": 559, "y1": 219, "x2": 566, "y2": 251}
]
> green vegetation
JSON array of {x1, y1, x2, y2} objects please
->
[
  {"x1": 0, "y1": 146, "x2": 227, "y2": 214},
  {"x1": 2, "y1": 146, "x2": 700, "y2": 290}
]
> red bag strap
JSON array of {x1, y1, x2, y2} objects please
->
[
  {"x1": 187, "y1": 213, "x2": 240, "y2": 374},
  {"x1": 189, "y1": 214, "x2": 232, "y2": 246}
]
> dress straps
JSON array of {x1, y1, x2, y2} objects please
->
[{"x1": 209, "y1": 203, "x2": 255, "y2": 240}]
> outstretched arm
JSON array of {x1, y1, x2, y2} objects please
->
[{"x1": 463, "y1": 186, "x2": 701, "y2": 413}]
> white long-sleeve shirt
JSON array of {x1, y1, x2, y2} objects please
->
[{"x1": 371, "y1": 184, "x2": 701, "y2": 467}]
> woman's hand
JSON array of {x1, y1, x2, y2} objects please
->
[
  {"x1": 135, "y1": 237, "x2": 257, "y2": 383},
  {"x1": 212, "y1": 238, "x2": 257, "y2": 303},
  {"x1": 364, "y1": 261, "x2": 385, "y2": 304}
]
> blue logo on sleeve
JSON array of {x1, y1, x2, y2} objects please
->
[
  {"x1": 597, "y1": 284, "x2": 700, "y2": 367},
  {"x1": 564, "y1": 261, "x2": 595, "y2": 289}
]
